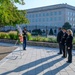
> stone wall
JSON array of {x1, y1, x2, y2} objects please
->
[
  {"x1": 0, "y1": 39, "x2": 75, "y2": 49},
  {"x1": 0, "y1": 39, "x2": 16, "y2": 44},
  {"x1": 27, "y1": 41, "x2": 58, "y2": 48}
]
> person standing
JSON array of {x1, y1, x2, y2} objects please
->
[
  {"x1": 22, "y1": 27, "x2": 27, "y2": 50},
  {"x1": 61, "y1": 28, "x2": 68, "y2": 58},
  {"x1": 66, "y1": 29, "x2": 73, "y2": 63},
  {"x1": 57, "y1": 28, "x2": 63, "y2": 54}
]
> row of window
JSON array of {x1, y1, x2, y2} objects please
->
[
  {"x1": 27, "y1": 11, "x2": 62, "y2": 18},
  {"x1": 27, "y1": 23, "x2": 62, "y2": 27},
  {"x1": 67, "y1": 12, "x2": 75, "y2": 16},
  {"x1": 29, "y1": 17, "x2": 62, "y2": 22},
  {"x1": 68, "y1": 17, "x2": 75, "y2": 21},
  {"x1": 72, "y1": 24, "x2": 75, "y2": 27}
]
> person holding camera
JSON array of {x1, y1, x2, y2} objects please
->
[{"x1": 22, "y1": 27, "x2": 27, "y2": 50}]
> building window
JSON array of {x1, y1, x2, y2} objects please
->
[
  {"x1": 37, "y1": 19, "x2": 39, "y2": 22},
  {"x1": 35, "y1": 19, "x2": 37, "y2": 22},
  {"x1": 32, "y1": 19, "x2": 34, "y2": 22},
  {"x1": 39, "y1": 13, "x2": 41, "y2": 17},
  {"x1": 73, "y1": 24, "x2": 75, "y2": 27},
  {"x1": 43, "y1": 18, "x2": 45, "y2": 21},
  {"x1": 68, "y1": 12, "x2": 69, "y2": 15},
  {"x1": 58, "y1": 17, "x2": 61, "y2": 21},
  {"x1": 46, "y1": 13, "x2": 49, "y2": 16},
  {"x1": 46, "y1": 18, "x2": 49, "y2": 21},
  {"x1": 39, "y1": 18, "x2": 41, "y2": 22},
  {"x1": 54, "y1": 17, "x2": 57, "y2": 21},
  {"x1": 73, "y1": 13, "x2": 75, "y2": 16},
  {"x1": 50, "y1": 17, "x2": 53, "y2": 21},
  {"x1": 43, "y1": 13, "x2": 45, "y2": 16},
  {"x1": 73, "y1": 18, "x2": 75, "y2": 21},
  {"x1": 70, "y1": 12, "x2": 72, "y2": 16},
  {"x1": 59, "y1": 11, "x2": 62, "y2": 15},
  {"x1": 54, "y1": 12, "x2": 57, "y2": 15},
  {"x1": 36, "y1": 14, "x2": 38, "y2": 17},
  {"x1": 50, "y1": 12, "x2": 53, "y2": 16},
  {"x1": 70, "y1": 18, "x2": 72, "y2": 21},
  {"x1": 68, "y1": 17, "x2": 70, "y2": 21}
]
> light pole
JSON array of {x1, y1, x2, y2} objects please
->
[{"x1": 46, "y1": 26, "x2": 48, "y2": 37}]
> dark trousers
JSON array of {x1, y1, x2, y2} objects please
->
[
  {"x1": 62, "y1": 44, "x2": 67, "y2": 57},
  {"x1": 23, "y1": 38, "x2": 26, "y2": 50},
  {"x1": 67, "y1": 47, "x2": 72, "y2": 62},
  {"x1": 59, "y1": 43, "x2": 63, "y2": 54}
]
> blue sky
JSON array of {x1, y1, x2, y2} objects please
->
[{"x1": 15, "y1": 0, "x2": 75, "y2": 10}]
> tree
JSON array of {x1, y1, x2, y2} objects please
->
[
  {"x1": 49, "y1": 28, "x2": 53, "y2": 35},
  {"x1": 32, "y1": 29, "x2": 42, "y2": 35},
  {"x1": 62, "y1": 22, "x2": 71, "y2": 30},
  {"x1": 54, "y1": 29, "x2": 56, "y2": 33},
  {"x1": 0, "y1": 0, "x2": 29, "y2": 27},
  {"x1": 0, "y1": 0, "x2": 25, "y2": 5}
]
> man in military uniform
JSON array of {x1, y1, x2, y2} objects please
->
[
  {"x1": 61, "y1": 28, "x2": 68, "y2": 58},
  {"x1": 57, "y1": 28, "x2": 63, "y2": 54},
  {"x1": 22, "y1": 27, "x2": 27, "y2": 50}
]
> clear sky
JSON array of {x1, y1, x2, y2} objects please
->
[{"x1": 15, "y1": 0, "x2": 75, "y2": 10}]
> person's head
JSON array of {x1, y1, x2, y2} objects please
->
[
  {"x1": 58, "y1": 27, "x2": 62, "y2": 31},
  {"x1": 24, "y1": 27, "x2": 26, "y2": 31},
  {"x1": 67, "y1": 29, "x2": 73, "y2": 36},
  {"x1": 62, "y1": 28, "x2": 67, "y2": 33}
]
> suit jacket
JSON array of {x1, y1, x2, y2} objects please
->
[
  {"x1": 22, "y1": 30, "x2": 27, "y2": 39},
  {"x1": 61, "y1": 32, "x2": 68, "y2": 45},
  {"x1": 57, "y1": 30, "x2": 63, "y2": 43}
]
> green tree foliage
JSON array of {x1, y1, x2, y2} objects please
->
[
  {"x1": 54, "y1": 29, "x2": 56, "y2": 33},
  {"x1": 49, "y1": 28, "x2": 53, "y2": 35},
  {"x1": 32, "y1": 29, "x2": 42, "y2": 35},
  {"x1": 62, "y1": 22, "x2": 71, "y2": 30},
  {"x1": 0, "y1": 0, "x2": 25, "y2": 5},
  {"x1": 0, "y1": 0, "x2": 29, "y2": 27}
]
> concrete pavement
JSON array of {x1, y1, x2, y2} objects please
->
[{"x1": 0, "y1": 43, "x2": 75, "y2": 75}]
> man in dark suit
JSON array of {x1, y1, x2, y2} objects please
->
[
  {"x1": 61, "y1": 28, "x2": 68, "y2": 58},
  {"x1": 57, "y1": 28, "x2": 63, "y2": 54}
]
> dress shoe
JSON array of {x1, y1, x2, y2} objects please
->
[
  {"x1": 62, "y1": 56, "x2": 66, "y2": 58},
  {"x1": 23, "y1": 49, "x2": 26, "y2": 50},
  {"x1": 66, "y1": 61, "x2": 72, "y2": 63},
  {"x1": 58, "y1": 53, "x2": 62, "y2": 54}
]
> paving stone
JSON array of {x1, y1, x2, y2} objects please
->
[
  {"x1": 60, "y1": 71, "x2": 68, "y2": 75},
  {"x1": 0, "y1": 43, "x2": 75, "y2": 75},
  {"x1": 67, "y1": 71, "x2": 75, "y2": 75}
]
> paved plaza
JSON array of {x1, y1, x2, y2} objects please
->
[{"x1": 0, "y1": 43, "x2": 75, "y2": 75}]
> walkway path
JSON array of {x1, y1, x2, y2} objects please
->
[{"x1": 0, "y1": 43, "x2": 75, "y2": 75}]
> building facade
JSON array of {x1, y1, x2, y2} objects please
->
[
  {"x1": 23, "y1": 3, "x2": 75, "y2": 34},
  {"x1": 1, "y1": 4, "x2": 75, "y2": 35}
]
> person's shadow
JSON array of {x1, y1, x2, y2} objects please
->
[
  {"x1": 43, "y1": 63, "x2": 69, "y2": 75},
  {"x1": 22, "y1": 56, "x2": 64, "y2": 75},
  {"x1": 1, "y1": 53, "x2": 59, "y2": 75}
]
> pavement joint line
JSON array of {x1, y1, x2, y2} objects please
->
[
  {"x1": 0, "y1": 47, "x2": 19, "y2": 67},
  {"x1": 0, "y1": 43, "x2": 75, "y2": 75}
]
